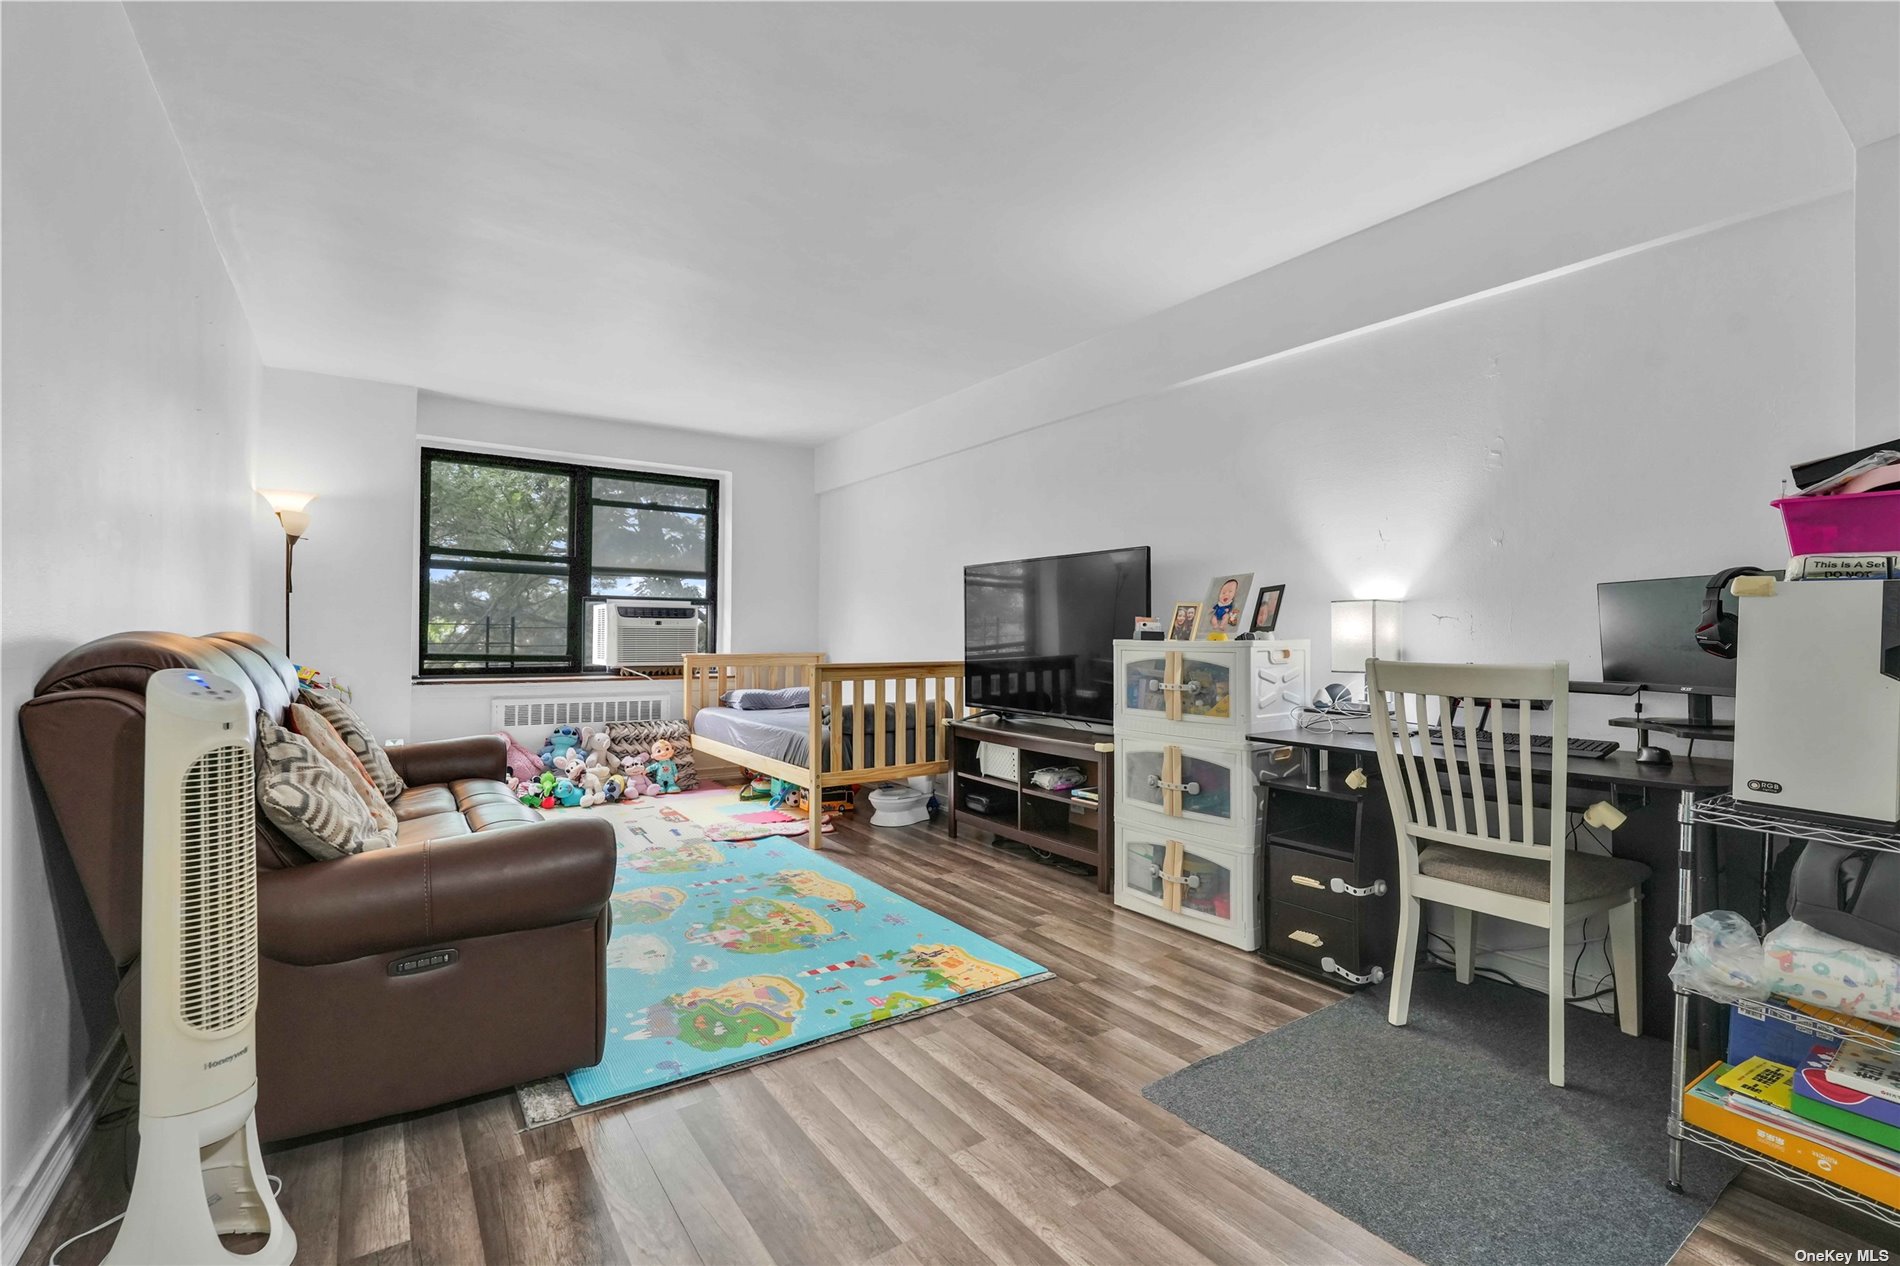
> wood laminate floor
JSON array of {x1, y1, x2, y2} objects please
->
[{"x1": 23, "y1": 812, "x2": 1900, "y2": 1266}]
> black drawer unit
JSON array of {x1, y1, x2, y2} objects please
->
[
  {"x1": 1267, "y1": 847, "x2": 1362, "y2": 922},
  {"x1": 1266, "y1": 901, "x2": 1363, "y2": 976},
  {"x1": 1256, "y1": 756, "x2": 1398, "y2": 990}
]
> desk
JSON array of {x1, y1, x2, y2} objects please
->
[{"x1": 1249, "y1": 727, "x2": 1735, "y2": 1039}]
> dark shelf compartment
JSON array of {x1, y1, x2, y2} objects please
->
[
  {"x1": 958, "y1": 785, "x2": 1018, "y2": 816},
  {"x1": 957, "y1": 770, "x2": 1018, "y2": 793},
  {"x1": 1264, "y1": 830, "x2": 1356, "y2": 861},
  {"x1": 1263, "y1": 767, "x2": 1374, "y2": 802},
  {"x1": 948, "y1": 716, "x2": 1114, "y2": 891},
  {"x1": 1265, "y1": 793, "x2": 1359, "y2": 851},
  {"x1": 1022, "y1": 784, "x2": 1097, "y2": 807}
]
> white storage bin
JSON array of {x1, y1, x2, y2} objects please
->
[
  {"x1": 1112, "y1": 639, "x2": 1308, "y2": 742},
  {"x1": 1113, "y1": 821, "x2": 1261, "y2": 950},
  {"x1": 1115, "y1": 735, "x2": 1265, "y2": 838}
]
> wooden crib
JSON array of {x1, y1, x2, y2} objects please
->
[{"x1": 682, "y1": 653, "x2": 965, "y2": 845}]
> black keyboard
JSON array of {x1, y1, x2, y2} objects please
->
[{"x1": 1427, "y1": 726, "x2": 1619, "y2": 760}]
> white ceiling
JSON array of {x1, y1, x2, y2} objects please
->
[
  {"x1": 127, "y1": 2, "x2": 1797, "y2": 443},
  {"x1": 1777, "y1": 1, "x2": 1900, "y2": 146}
]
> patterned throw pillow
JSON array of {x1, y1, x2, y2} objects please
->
[
  {"x1": 289, "y1": 702, "x2": 399, "y2": 839},
  {"x1": 606, "y1": 719, "x2": 698, "y2": 790},
  {"x1": 300, "y1": 688, "x2": 405, "y2": 801},
  {"x1": 256, "y1": 714, "x2": 395, "y2": 861}
]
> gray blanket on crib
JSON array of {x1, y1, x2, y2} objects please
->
[{"x1": 693, "y1": 703, "x2": 936, "y2": 772}]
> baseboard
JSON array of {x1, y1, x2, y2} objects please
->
[{"x1": 3, "y1": 1037, "x2": 127, "y2": 1266}]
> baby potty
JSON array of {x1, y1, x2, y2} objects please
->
[{"x1": 868, "y1": 783, "x2": 929, "y2": 827}]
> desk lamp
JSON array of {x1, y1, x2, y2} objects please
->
[{"x1": 1330, "y1": 599, "x2": 1402, "y2": 704}]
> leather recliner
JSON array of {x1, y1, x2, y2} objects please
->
[{"x1": 19, "y1": 630, "x2": 617, "y2": 1141}]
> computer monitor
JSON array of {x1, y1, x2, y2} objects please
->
[
  {"x1": 1598, "y1": 575, "x2": 1738, "y2": 696},
  {"x1": 1596, "y1": 571, "x2": 1778, "y2": 725}
]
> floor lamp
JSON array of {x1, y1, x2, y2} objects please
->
[{"x1": 261, "y1": 491, "x2": 316, "y2": 655}]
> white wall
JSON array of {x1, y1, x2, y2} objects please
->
[
  {"x1": 1, "y1": 1, "x2": 263, "y2": 1240},
  {"x1": 1858, "y1": 136, "x2": 1899, "y2": 444},
  {"x1": 252, "y1": 369, "x2": 420, "y2": 741},
  {"x1": 1774, "y1": 0, "x2": 1899, "y2": 446},
  {"x1": 819, "y1": 196, "x2": 1855, "y2": 715},
  {"x1": 254, "y1": 385, "x2": 823, "y2": 744}
]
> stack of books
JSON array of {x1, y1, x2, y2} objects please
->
[
  {"x1": 1069, "y1": 786, "x2": 1100, "y2": 805},
  {"x1": 1684, "y1": 1037, "x2": 1900, "y2": 1206}
]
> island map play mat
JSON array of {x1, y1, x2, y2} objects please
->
[{"x1": 516, "y1": 787, "x2": 1050, "y2": 1125}]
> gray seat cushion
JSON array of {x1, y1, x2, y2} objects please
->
[{"x1": 1418, "y1": 843, "x2": 1650, "y2": 903}]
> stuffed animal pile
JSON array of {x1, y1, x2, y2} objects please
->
[{"x1": 506, "y1": 723, "x2": 683, "y2": 809}]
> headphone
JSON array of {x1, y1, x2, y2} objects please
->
[{"x1": 1694, "y1": 566, "x2": 1770, "y2": 659}]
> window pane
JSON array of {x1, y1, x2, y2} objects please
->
[
  {"x1": 591, "y1": 574, "x2": 709, "y2": 599},
  {"x1": 428, "y1": 461, "x2": 571, "y2": 556},
  {"x1": 425, "y1": 566, "x2": 570, "y2": 665},
  {"x1": 592, "y1": 475, "x2": 708, "y2": 509},
  {"x1": 591, "y1": 506, "x2": 708, "y2": 571}
]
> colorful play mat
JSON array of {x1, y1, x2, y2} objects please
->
[{"x1": 515, "y1": 786, "x2": 1050, "y2": 1125}]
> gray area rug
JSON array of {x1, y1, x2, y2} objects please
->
[{"x1": 1143, "y1": 968, "x2": 1738, "y2": 1266}]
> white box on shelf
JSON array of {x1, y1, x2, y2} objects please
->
[{"x1": 976, "y1": 741, "x2": 1019, "y2": 781}]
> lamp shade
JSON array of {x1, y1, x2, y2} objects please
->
[
  {"x1": 1331, "y1": 599, "x2": 1402, "y2": 673},
  {"x1": 260, "y1": 490, "x2": 315, "y2": 514},
  {"x1": 260, "y1": 490, "x2": 316, "y2": 538}
]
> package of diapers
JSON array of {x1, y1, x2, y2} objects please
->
[
  {"x1": 1764, "y1": 919, "x2": 1900, "y2": 1025},
  {"x1": 1670, "y1": 910, "x2": 1771, "y2": 1004}
]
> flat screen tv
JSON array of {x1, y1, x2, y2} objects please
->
[{"x1": 964, "y1": 546, "x2": 1151, "y2": 723}]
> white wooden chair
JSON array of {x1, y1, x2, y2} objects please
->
[{"x1": 1365, "y1": 659, "x2": 1648, "y2": 1087}]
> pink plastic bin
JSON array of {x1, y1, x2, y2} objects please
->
[{"x1": 1775, "y1": 488, "x2": 1900, "y2": 555}]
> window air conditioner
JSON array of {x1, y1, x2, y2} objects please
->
[{"x1": 589, "y1": 600, "x2": 702, "y2": 667}]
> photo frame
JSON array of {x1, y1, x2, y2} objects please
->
[
  {"x1": 1198, "y1": 572, "x2": 1253, "y2": 640},
  {"x1": 1248, "y1": 584, "x2": 1286, "y2": 636},
  {"x1": 1167, "y1": 602, "x2": 1202, "y2": 642}
]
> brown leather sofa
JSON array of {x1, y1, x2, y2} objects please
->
[{"x1": 20, "y1": 631, "x2": 617, "y2": 1141}]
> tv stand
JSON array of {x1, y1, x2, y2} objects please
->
[
  {"x1": 946, "y1": 716, "x2": 1114, "y2": 892},
  {"x1": 1609, "y1": 692, "x2": 1733, "y2": 765}
]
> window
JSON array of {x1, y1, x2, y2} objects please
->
[{"x1": 417, "y1": 448, "x2": 719, "y2": 676}]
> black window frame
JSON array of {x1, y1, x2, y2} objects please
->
[{"x1": 417, "y1": 446, "x2": 720, "y2": 678}]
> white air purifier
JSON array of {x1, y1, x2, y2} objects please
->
[{"x1": 105, "y1": 669, "x2": 295, "y2": 1266}]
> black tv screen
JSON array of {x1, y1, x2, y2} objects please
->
[{"x1": 964, "y1": 546, "x2": 1151, "y2": 722}]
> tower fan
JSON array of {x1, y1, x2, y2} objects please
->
[{"x1": 105, "y1": 669, "x2": 295, "y2": 1265}]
